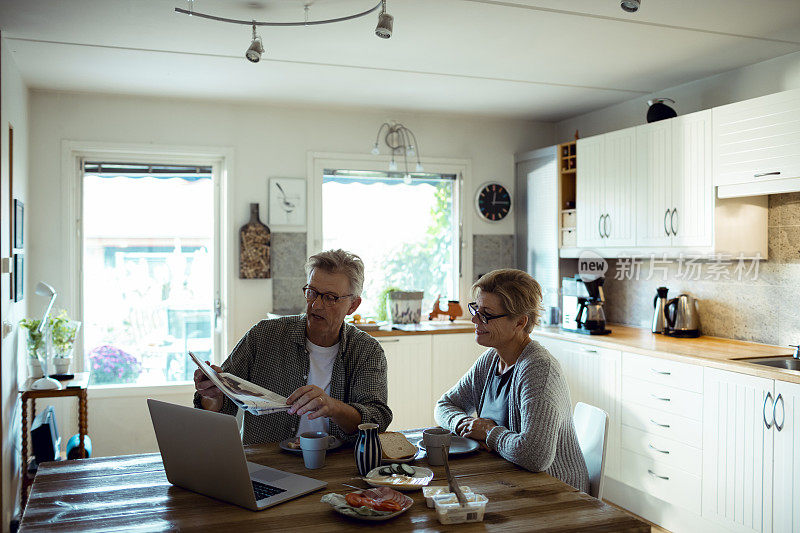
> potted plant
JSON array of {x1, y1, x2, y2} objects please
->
[
  {"x1": 19, "y1": 318, "x2": 45, "y2": 378},
  {"x1": 49, "y1": 310, "x2": 81, "y2": 374}
]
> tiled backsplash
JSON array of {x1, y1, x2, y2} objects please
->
[
  {"x1": 270, "y1": 233, "x2": 517, "y2": 314},
  {"x1": 603, "y1": 192, "x2": 800, "y2": 347}
]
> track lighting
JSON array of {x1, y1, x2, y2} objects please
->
[
  {"x1": 620, "y1": 0, "x2": 641, "y2": 12},
  {"x1": 246, "y1": 23, "x2": 264, "y2": 63},
  {"x1": 375, "y1": 1, "x2": 393, "y2": 39}
]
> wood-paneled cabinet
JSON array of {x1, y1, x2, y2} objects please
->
[
  {"x1": 773, "y1": 380, "x2": 800, "y2": 533},
  {"x1": 576, "y1": 135, "x2": 606, "y2": 248},
  {"x1": 636, "y1": 110, "x2": 713, "y2": 248},
  {"x1": 534, "y1": 336, "x2": 621, "y2": 480},
  {"x1": 380, "y1": 336, "x2": 434, "y2": 431}
]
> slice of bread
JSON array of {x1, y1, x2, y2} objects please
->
[{"x1": 379, "y1": 432, "x2": 418, "y2": 460}]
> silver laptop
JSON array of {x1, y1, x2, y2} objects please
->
[{"x1": 147, "y1": 399, "x2": 327, "y2": 511}]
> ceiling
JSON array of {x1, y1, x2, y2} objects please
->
[{"x1": 2, "y1": 0, "x2": 800, "y2": 121}]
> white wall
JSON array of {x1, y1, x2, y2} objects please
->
[
  {"x1": 27, "y1": 91, "x2": 553, "y2": 457},
  {"x1": 556, "y1": 50, "x2": 800, "y2": 141},
  {"x1": 1, "y1": 35, "x2": 29, "y2": 529}
]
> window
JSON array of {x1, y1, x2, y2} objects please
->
[
  {"x1": 81, "y1": 162, "x2": 217, "y2": 386},
  {"x1": 322, "y1": 169, "x2": 460, "y2": 317}
]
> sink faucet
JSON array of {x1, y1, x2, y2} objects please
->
[{"x1": 792, "y1": 345, "x2": 800, "y2": 359}]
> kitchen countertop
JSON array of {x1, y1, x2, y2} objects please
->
[
  {"x1": 534, "y1": 324, "x2": 799, "y2": 384},
  {"x1": 363, "y1": 320, "x2": 474, "y2": 337}
]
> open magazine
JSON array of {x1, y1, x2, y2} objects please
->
[{"x1": 188, "y1": 351, "x2": 290, "y2": 416}]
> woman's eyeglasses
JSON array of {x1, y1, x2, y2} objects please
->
[
  {"x1": 302, "y1": 285, "x2": 353, "y2": 307},
  {"x1": 468, "y1": 302, "x2": 509, "y2": 324}
]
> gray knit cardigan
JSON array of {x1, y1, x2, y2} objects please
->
[{"x1": 434, "y1": 339, "x2": 590, "y2": 493}]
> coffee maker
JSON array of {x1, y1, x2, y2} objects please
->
[{"x1": 561, "y1": 275, "x2": 612, "y2": 335}]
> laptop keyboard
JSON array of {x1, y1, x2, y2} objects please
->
[{"x1": 253, "y1": 480, "x2": 287, "y2": 500}]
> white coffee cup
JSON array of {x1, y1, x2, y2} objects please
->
[
  {"x1": 299, "y1": 431, "x2": 331, "y2": 469},
  {"x1": 422, "y1": 427, "x2": 452, "y2": 466}
]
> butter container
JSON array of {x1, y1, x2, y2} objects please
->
[
  {"x1": 432, "y1": 493, "x2": 489, "y2": 524},
  {"x1": 422, "y1": 486, "x2": 472, "y2": 508}
]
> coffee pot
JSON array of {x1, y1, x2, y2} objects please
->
[
  {"x1": 664, "y1": 294, "x2": 702, "y2": 338},
  {"x1": 575, "y1": 297, "x2": 610, "y2": 335},
  {"x1": 652, "y1": 287, "x2": 669, "y2": 334}
]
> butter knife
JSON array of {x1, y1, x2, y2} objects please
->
[{"x1": 442, "y1": 444, "x2": 468, "y2": 507}]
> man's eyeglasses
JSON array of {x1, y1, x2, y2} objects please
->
[
  {"x1": 468, "y1": 302, "x2": 509, "y2": 324},
  {"x1": 302, "y1": 285, "x2": 354, "y2": 307}
]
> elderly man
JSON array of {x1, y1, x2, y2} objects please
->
[{"x1": 193, "y1": 249, "x2": 392, "y2": 444}]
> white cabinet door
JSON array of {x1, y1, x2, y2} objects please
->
[
  {"x1": 672, "y1": 110, "x2": 713, "y2": 248},
  {"x1": 430, "y1": 333, "x2": 482, "y2": 414},
  {"x1": 773, "y1": 380, "x2": 800, "y2": 533},
  {"x1": 713, "y1": 89, "x2": 800, "y2": 186},
  {"x1": 636, "y1": 120, "x2": 673, "y2": 247},
  {"x1": 702, "y1": 368, "x2": 774, "y2": 533},
  {"x1": 603, "y1": 127, "x2": 636, "y2": 247},
  {"x1": 576, "y1": 135, "x2": 606, "y2": 248},
  {"x1": 380, "y1": 336, "x2": 433, "y2": 431},
  {"x1": 535, "y1": 336, "x2": 622, "y2": 481}
]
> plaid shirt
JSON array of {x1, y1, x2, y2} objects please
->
[{"x1": 193, "y1": 314, "x2": 391, "y2": 445}]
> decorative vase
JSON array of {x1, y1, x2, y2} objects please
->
[
  {"x1": 646, "y1": 98, "x2": 677, "y2": 123},
  {"x1": 354, "y1": 423, "x2": 382, "y2": 476},
  {"x1": 27, "y1": 358, "x2": 44, "y2": 379}
]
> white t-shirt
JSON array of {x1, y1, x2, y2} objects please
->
[{"x1": 295, "y1": 339, "x2": 339, "y2": 437}]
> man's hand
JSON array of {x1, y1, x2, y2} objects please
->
[
  {"x1": 459, "y1": 417, "x2": 497, "y2": 441},
  {"x1": 194, "y1": 362, "x2": 224, "y2": 412},
  {"x1": 287, "y1": 385, "x2": 338, "y2": 420}
]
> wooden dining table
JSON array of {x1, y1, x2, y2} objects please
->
[{"x1": 20, "y1": 429, "x2": 648, "y2": 532}]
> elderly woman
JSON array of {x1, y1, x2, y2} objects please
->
[{"x1": 434, "y1": 269, "x2": 589, "y2": 492}]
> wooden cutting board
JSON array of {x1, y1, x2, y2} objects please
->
[{"x1": 239, "y1": 203, "x2": 271, "y2": 278}]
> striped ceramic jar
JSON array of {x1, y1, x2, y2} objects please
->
[{"x1": 354, "y1": 423, "x2": 382, "y2": 476}]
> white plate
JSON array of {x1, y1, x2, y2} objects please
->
[
  {"x1": 322, "y1": 487, "x2": 413, "y2": 522},
  {"x1": 364, "y1": 465, "x2": 434, "y2": 491},
  {"x1": 278, "y1": 436, "x2": 343, "y2": 454}
]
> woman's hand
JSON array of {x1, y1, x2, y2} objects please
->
[
  {"x1": 455, "y1": 416, "x2": 475, "y2": 437},
  {"x1": 459, "y1": 417, "x2": 497, "y2": 441}
]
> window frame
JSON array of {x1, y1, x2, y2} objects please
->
[
  {"x1": 62, "y1": 141, "x2": 234, "y2": 390},
  {"x1": 308, "y1": 152, "x2": 473, "y2": 310}
]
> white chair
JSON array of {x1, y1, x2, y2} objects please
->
[{"x1": 573, "y1": 402, "x2": 609, "y2": 499}]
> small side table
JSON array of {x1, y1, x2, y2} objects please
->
[{"x1": 20, "y1": 372, "x2": 90, "y2": 509}]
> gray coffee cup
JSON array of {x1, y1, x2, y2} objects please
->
[
  {"x1": 422, "y1": 427, "x2": 452, "y2": 466},
  {"x1": 300, "y1": 431, "x2": 331, "y2": 469}
]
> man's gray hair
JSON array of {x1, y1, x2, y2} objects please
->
[{"x1": 304, "y1": 249, "x2": 365, "y2": 297}]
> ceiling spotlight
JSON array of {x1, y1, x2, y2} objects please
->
[
  {"x1": 246, "y1": 23, "x2": 264, "y2": 63},
  {"x1": 375, "y1": 0, "x2": 393, "y2": 39},
  {"x1": 620, "y1": 0, "x2": 640, "y2": 12}
]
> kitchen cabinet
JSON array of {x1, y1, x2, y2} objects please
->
[
  {"x1": 430, "y1": 333, "x2": 482, "y2": 411},
  {"x1": 714, "y1": 89, "x2": 800, "y2": 198},
  {"x1": 773, "y1": 380, "x2": 800, "y2": 532},
  {"x1": 636, "y1": 110, "x2": 713, "y2": 248},
  {"x1": 576, "y1": 128, "x2": 636, "y2": 248},
  {"x1": 379, "y1": 336, "x2": 434, "y2": 430},
  {"x1": 702, "y1": 368, "x2": 773, "y2": 533},
  {"x1": 534, "y1": 336, "x2": 621, "y2": 480}
]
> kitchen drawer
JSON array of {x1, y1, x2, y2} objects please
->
[
  {"x1": 561, "y1": 228, "x2": 576, "y2": 247},
  {"x1": 621, "y1": 425, "x2": 702, "y2": 476},
  {"x1": 622, "y1": 352, "x2": 702, "y2": 393},
  {"x1": 622, "y1": 401, "x2": 702, "y2": 448},
  {"x1": 621, "y1": 450, "x2": 701, "y2": 515},
  {"x1": 561, "y1": 209, "x2": 576, "y2": 228},
  {"x1": 622, "y1": 376, "x2": 702, "y2": 421}
]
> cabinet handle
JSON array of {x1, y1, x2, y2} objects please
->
[
  {"x1": 670, "y1": 208, "x2": 678, "y2": 236},
  {"x1": 378, "y1": 338, "x2": 400, "y2": 343},
  {"x1": 764, "y1": 391, "x2": 774, "y2": 429},
  {"x1": 754, "y1": 171, "x2": 781, "y2": 178},
  {"x1": 604, "y1": 214, "x2": 611, "y2": 238},
  {"x1": 650, "y1": 368, "x2": 671, "y2": 376},
  {"x1": 581, "y1": 348, "x2": 598, "y2": 353},
  {"x1": 773, "y1": 393, "x2": 785, "y2": 432},
  {"x1": 664, "y1": 209, "x2": 671, "y2": 236},
  {"x1": 598, "y1": 215, "x2": 604, "y2": 239},
  {"x1": 648, "y1": 443, "x2": 670, "y2": 455},
  {"x1": 649, "y1": 418, "x2": 670, "y2": 428},
  {"x1": 647, "y1": 469, "x2": 669, "y2": 481},
  {"x1": 650, "y1": 393, "x2": 671, "y2": 402}
]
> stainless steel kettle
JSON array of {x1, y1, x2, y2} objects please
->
[
  {"x1": 664, "y1": 294, "x2": 701, "y2": 338},
  {"x1": 652, "y1": 287, "x2": 669, "y2": 334}
]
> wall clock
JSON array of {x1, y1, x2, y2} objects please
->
[{"x1": 475, "y1": 182, "x2": 512, "y2": 222}]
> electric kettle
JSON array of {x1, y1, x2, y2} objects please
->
[{"x1": 664, "y1": 294, "x2": 701, "y2": 338}]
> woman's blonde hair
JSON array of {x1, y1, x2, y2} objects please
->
[{"x1": 472, "y1": 269, "x2": 543, "y2": 334}]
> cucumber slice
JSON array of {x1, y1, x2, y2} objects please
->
[
  {"x1": 379, "y1": 467, "x2": 392, "y2": 476},
  {"x1": 399, "y1": 464, "x2": 415, "y2": 476},
  {"x1": 390, "y1": 463, "x2": 402, "y2": 475}
]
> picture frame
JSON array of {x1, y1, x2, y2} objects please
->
[
  {"x1": 13, "y1": 253, "x2": 23, "y2": 302},
  {"x1": 268, "y1": 178, "x2": 306, "y2": 228},
  {"x1": 14, "y1": 199, "x2": 23, "y2": 248}
]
